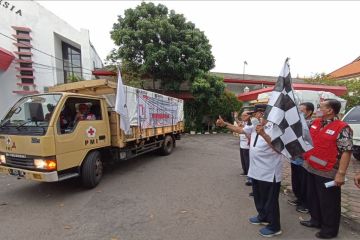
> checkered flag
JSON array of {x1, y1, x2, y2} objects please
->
[{"x1": 264, "y1": 58, "x2": 313, "y2": 159}]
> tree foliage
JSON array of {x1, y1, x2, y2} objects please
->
[
  {"x1": 191, "y1": 73, "x2": 225, "y2": 106},
  {"x1": 185, "y1": 73, "x2": 242, "y2": 132},
  {"x1": 103, "y1": 61, "x2": 145, "y2": 88},
  {"x1": 340, "y1": 78, "x2": 360, "y2": 110},
  {"x1": 109, "y1": 2, "x2": 215, "y2": 90}
]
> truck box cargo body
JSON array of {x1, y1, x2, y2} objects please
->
[
  {"x1": 0, "y1": 79, "x2": 184, "y2": 188},
  {"x1": 48, "y1": 79, "x2": 184, "y2": 147}
]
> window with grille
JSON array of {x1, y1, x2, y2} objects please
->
[{"x1": 62, "y1": 42, "x2": 82, "y2": 83}]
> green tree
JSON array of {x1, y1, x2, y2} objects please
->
[
  {"x1": 185, "y1": 73, "x2": 242, "y2": 132},
  {"x1": 109, "y1": 2, "x2": 215, "y2": 90},
  {"x1": 209, "y1": 91, "x2": 243, "y2": 119},
  {"x1": 103, "y1": 61, "x2": 145, "y2": 88},
  {"x1": 191, "y1": 73, "x2": 225, "y2": 106},
  {"x1": 304, "y1": 72, "x2": 334, "y2": 85},
  {"x1": 341, "y1": 78, "x2": 360, "y2": 110}
]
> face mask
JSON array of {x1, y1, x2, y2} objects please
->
[
  {"x1": 316, "y1": 110, "x2": 324, "y2": 117},
  {"x1": 301, "y1": 112, "x2": 310, "y2": 119}
]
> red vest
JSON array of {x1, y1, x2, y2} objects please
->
[{"x1": 304, "y1": 118, "x2": 348, "y2": 171}]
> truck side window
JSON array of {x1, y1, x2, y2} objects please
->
[{"x1": 58, "y1": 98, "x2": 102, "y2": 134}]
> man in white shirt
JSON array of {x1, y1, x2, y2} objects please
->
[
  {"x1": 217, "y1": 104, "x2": 284, "y2": 237},
  {"x1": 236, "y1": 111, "x2": 252, "y2": 186}
]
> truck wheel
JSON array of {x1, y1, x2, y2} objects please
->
[
  {"x1": 159, "y1": 135, "x2": 174, "y2": 156},
  {"x1": 354, "y1": 151, "x2": 360, "y2": 161},
  {"x1": 81, "y1": 151, "x2": 103, "y2": 188}
]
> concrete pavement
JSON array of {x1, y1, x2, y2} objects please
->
[{"x1": 0, "y1": 134, "x2": 359, "y2": 239}]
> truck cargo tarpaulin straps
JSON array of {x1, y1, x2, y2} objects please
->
[{"x1": 115, "y1": 68, "x2": 131, "y2": 134}]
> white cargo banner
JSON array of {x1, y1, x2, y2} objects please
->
[{"x1": 103, "y1": 86, "x2": 184, "y2": 128}]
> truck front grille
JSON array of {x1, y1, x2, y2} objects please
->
[{"x1": 6, "y1": 156, "x2": 35, "y2": 169}]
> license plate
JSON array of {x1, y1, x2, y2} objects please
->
[{"x1": 8, "y1": 169, "x2": 25, "y2": 177}]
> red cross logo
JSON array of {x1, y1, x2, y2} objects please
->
[{"x1": 86, "y1": 126, "x2": 96, "y2": 138}]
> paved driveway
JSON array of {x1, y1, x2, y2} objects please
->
[{"x1": 0, "y1": 134, "x2": 359, "y2": 240}]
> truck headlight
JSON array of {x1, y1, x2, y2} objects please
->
[
  {"x1": 0, "y1": 154, "x2": 5, "y2": 164},
  {"x1": 34, "y1": 158, "x2": 56, "y2": 170}
]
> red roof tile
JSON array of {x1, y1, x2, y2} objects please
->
[{"x1": 329, "y1": 58, "x2": 360, "y2": 79}]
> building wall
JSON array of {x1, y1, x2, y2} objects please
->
[{"x1": 0, "y1": 1, "x2": 103, "y2": 117}]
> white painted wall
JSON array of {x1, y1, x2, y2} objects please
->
[{"x1": 0, "y1": 0, "x2": 103, "y2": 118}]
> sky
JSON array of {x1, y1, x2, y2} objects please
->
[{"x1": 38, "y1": 0, "x2": 360, "y2": 78}]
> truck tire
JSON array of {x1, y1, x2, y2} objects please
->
[
  {"x1": 81, "y1": 151, "x2": 103, "y2": 188},
  {"x1": 159, "y1": 135, "x2": 174, "y2": 156}
]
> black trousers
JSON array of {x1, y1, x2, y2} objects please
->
[
  {"x1": 240, "y1": 148, "x2": 250, "y2": 175},
  {"x1": 307, "y1": 172, "x2": 341, "y2": 237},
  {"x1": 291, "y1": 164, "x2": 308, "y2": 208},
  {"x1": 252, "y1": 178, "x2": 281, "y2": 231}
]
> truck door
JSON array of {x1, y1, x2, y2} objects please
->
[{"x1": 54, "y1": 97, "x2": 110, "y2": 171}]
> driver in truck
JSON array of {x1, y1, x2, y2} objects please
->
[
  {"x1": 45, "y1": 104, "x2": 55, "y2": 121},
  {"x1": 75, "y1": 103, "x2": 96, "y2": 121}
]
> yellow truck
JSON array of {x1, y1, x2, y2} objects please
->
[{"x1": 0, "y1": 79, "x2": 184, "y2": 188}]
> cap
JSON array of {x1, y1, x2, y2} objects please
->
[{"x1": 248, "y1": 104, "x2": 267, "y2": 114}]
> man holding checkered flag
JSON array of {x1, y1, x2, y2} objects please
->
[
  {"x1": 245, "y1": 58, "x2": 314, "y2": 237},
  {"x1": 263, "y1": 58, "x2": 313, "y2": 159},
  {"x1": 263, "y1": 59, "x2": 353, "y2": 239},
  {"x1": 216, "y1": 59, "x2": 316, "y2": 237}
]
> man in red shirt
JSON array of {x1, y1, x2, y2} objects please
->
[{"x1": 300, "y1": 99, "x2": 352, "y2": 239}]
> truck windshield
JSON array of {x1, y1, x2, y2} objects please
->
[
  {"x1": 343, "y1": 106, "x2": 360, "y2": 124},
  {"x1": 0, "y1": 94, "x2": 62, "y2": 136}
]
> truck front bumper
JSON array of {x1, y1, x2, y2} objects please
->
[{"x1": 0, "y1": 165, "x2": 58, "y2": 182}]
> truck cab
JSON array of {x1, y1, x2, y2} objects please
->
[{"x1": 0, "y1": 92, "x2": 111, "y2": 187}]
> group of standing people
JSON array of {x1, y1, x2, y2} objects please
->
[
  {"x1": 216, "y1": 99, "x2": 358, "y2": 239},
  {"x1": 217, "y1": 104, "x2": 284, "y2": 237}
]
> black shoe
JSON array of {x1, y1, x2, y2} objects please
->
[
  {"x1": 245, "y1": 180, "x2": 252, "y2": 186},
  {"x1": 315, "y1": 232, "x2": 337, "y2": 239},
  {"x1": 287, "y1": 199, "x2": 300, "y2": 206},
  {"x1": 300, "y1": 220, "x2": 320, "y2": 229},
  {"x1": 296, "y1": 206, "x2": 309, "y2": 214},
  {"x1": 249, "y1": 192, "x2": 254, "y2": 197}
]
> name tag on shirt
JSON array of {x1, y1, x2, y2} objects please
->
[
  {"x1": 311, "y1": 125, "x2": 317, "y2": 129},
  {"x1": 326, "y1": 129, "x2": 335, "y2": 135}
]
